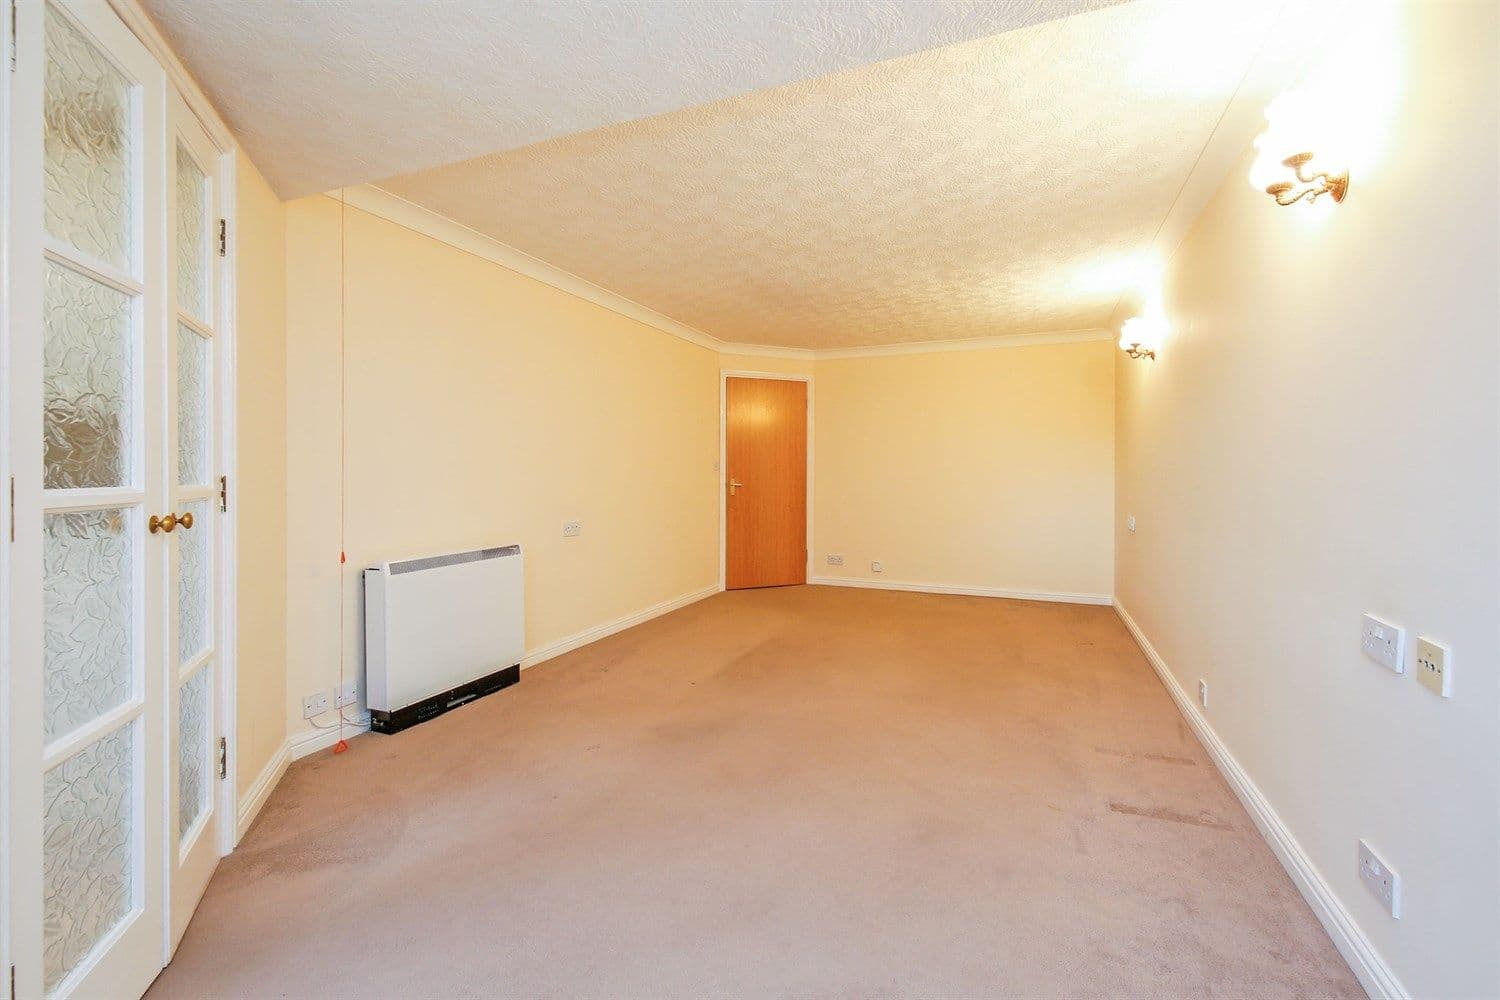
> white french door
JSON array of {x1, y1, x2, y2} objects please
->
[
  {"x1": 3, "y1": 1, "x2": 231, "y2": 996},
  {"x1": 164, "y1": 90, "x2": 223, "y2": 952}
]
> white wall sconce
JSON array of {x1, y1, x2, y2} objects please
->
[
  {"x1": 1119, "y1": 316, "x2": 1166, "y2": 361},
  {"x1": 1250, "y1": 92, "x2": 1351, "y2": 208}
]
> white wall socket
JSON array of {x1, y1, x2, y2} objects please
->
[
  {"x1": 562, "y1": 520, "x2": 582, "y2": 537},
  {"x1": 1126, "y1": 515, "x2": 1137, "y2": 533},
  {"x1": 826, "y1": 554, "x2": 844, "y2": 566},
  {"x1": 302, "y1": 691, "x2": 329, "y2": 719},
  {"x1": 870, "y1": 560, "x2": 884, "y2": 573},
  {"x1": 1415, "y1": 637, "x2": 1452, "y2": 697},
  {"x1": 334, "y1": 680, "x2": 359, "y2": 709},
  {"x1": 1361, "y1": 614, "x2": 1405, "y2": 673},
  {"x1": 1358, "y1": 839, "x2": 1401, "y2": 918}
]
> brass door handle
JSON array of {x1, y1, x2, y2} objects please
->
[
  {"x1": 729, "y1": 479, "x2": 744, "y2": 495},
  {"x1": 148, "y1": 511, "x2": 194, "y2": 534}
]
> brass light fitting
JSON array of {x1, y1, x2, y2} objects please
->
[
  {"x1": 1119, "y1": 315, "x2": 1165, "y2": 361},
  {"x1": 1265, "y1": 152, "x2": 1349, "y2": 207}
]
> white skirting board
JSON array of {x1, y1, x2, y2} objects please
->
[
  {"x1": 233, "y1": 584, "x2": 721, "y2": 845},
  {"x1": 520, "y1": 585, "x2": 719, "y2": 668},
  {"x1": 1114, "y1": 601, "x2": 1408, "y2": 1000},
  {"x1": 809, "y1": 575, "x2": 1113, "y2": 605},
  {"x1": 235, "y1": 742, "x2": 289, "y2": 842}
]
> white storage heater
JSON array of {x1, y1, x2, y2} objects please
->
[{"x1": 364, "y1": 544, "x2": 524, "y2": 733}]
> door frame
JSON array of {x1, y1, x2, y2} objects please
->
[
  {"x1": 1, "y1": 0, "x2": 241, "y2": 992},
  {"x1": 718, "y1": 370, "x2": 814, "y2": 591}
]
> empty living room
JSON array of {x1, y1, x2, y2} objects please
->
[{"x1": 2, "y1": 0, "x2": 1497, "y2": 997}]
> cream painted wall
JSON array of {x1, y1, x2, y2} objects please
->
[
  {"x1": 284, "y1": 197, "x2": 720, "y2": 741},
  {"x1": 233, "y1": 152, "x2": 289, "y2": 796},
  {"x1": 1114, "y1": 2, "x2": 1499, "y2": 995},
  {"x1": 813, "y1": 342, "x2": 1114, "y2": 598}
]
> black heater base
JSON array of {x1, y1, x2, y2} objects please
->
[{"x1": 369, "y1": 664, "x2": 520, "y2": 734}]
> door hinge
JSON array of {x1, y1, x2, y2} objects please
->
[
  {"x1": 8, "y1": 476, "x2": 14, "y2": 542},
  {"x1": 218, "y1": 474, "x2": 228, "y2": 512},
  {"x1": 9, "y1": 0, "x2": 17, "y2": 73},
  {"x1": 217, "y1": 737, "x2": 228, "y2": 780},
  {"x1": 217, "y1": 218, "x2": 227, "y2": 257}
]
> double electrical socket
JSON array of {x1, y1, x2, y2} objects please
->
[
  {"x1": 1360, "y1": 614, "x2": 1405, "y2": 673},
  {"x1": 1358, "y1": 839, "x2": 1401, "y2": 918},
  {"x1": 303, "y1": 681, "x2": 360, "y2": 719},
  {"x1": 826, "y1": 554, "x2": 844, "y2": 566},
  {"x1": 334, "y1": 679, "x2": 359, "y2": 709}
]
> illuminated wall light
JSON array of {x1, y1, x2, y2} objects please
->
[
  {"x1": 1249, "y1": 92, "x2": 1350, "y2": 208},
  {"x1": 1248, "y1": 0, "x2": 1401, "y2": 212},
  {"x1": 1119, "y1": 315, "x2": 1167, "y2": 361}
]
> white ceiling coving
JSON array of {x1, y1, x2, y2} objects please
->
[
  {"x1": 377, "y1": 0, "x2": 1283, "y2": 351},
  {"x1": 140, "y1": 0, "x2": 1118, "y2": 198}
]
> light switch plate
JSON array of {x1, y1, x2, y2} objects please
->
[
  {"x1": 1415, "y1": 637, "x2": 1452, "y2": 697},
  {"x1": 1361, "y1": 614, "x2": 1405, "y2": 674},
  {"x1": 1358, "y1": 839, "x2": 1401, "y2": 918}
]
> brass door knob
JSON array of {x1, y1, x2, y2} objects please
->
[
  {"x1": 730, "y1": 479, "x2": 744, "y2": 495},
  {"x1": 149, "y1": 513, "x2": 178, "y2": 534},
  {"x1": 178, "y1": 511, "x2": 194, "y2": 530}
]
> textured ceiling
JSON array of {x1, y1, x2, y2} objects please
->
[
  {"x1": 141, "y1": 0, "x2": 1119, "y2": 197},
  {"x1": 379, "y1": 0, "x2": 1282, "y2": 350}
]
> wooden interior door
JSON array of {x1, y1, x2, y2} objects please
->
[{"x1": 725, "y1": 377, "x2": 807, "y2": 589}]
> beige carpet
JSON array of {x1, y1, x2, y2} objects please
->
[{"x1": 148, "y1": 586, "x2": 1361, "y2": 999}]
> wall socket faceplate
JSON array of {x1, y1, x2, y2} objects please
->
[
  {"x1": 871, "y1": 561, "x2": 884, "y2": 573},
  {"x1": 562, "y1": 521, "x2": 582, "y2": 537},
  {"x1": 1358, "y1": 839, "x2": 1401, "y2": 918},
  {"x1": 1415, "y1": 637, "x2": 1452, "y2": 697},
  {"x1": 826, "y1": 554, "x2": 844, "y2": 566},
  {"x1": 1361, "y1": 614, "x2": 1405, "y2": 674},
  {"x1": 1198, "y1": 680, "x2": 1208, "y2": 708},
  {"x1": 302, "y1": 691, "x2": 329, "y2": 719},
  {"x1": 334, "y1": 679, "x2": 359, "y2": 709}
]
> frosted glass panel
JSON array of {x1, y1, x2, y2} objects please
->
[
  {"x1": 44, "y1": 3, "x2": 133, "y2": 270},
  {"x1": 177, "y1": 661, "x2": 211, "y2": 839},
  {"x1": 43, "y1": 510, "x2": 133, "y2": 744},
  {"x1": 176, "y1": 324, "x2": 210, "y2": 485},
  {"x1": 44, "y1": 261, "x2": 132, "y2": 490},
  {"x1": 44, "y1": 724, "x2": 135, "y2": 993},
  {"x1": 178, "y1": 499, "x2": 212, "y2": 662},
  {"x1": 175, "y1": 146, "x2": 208, "y2": 320}
]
